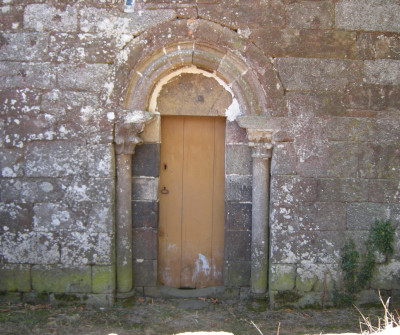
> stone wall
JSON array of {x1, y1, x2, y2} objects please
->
[{"x1": 0, "y1": 0, "x2": 399, "y2": 307}]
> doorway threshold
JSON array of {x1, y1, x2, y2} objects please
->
[{"x1": 144, "y1": 286, "x2": 230, "y2": 299}]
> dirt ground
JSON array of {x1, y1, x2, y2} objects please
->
[{"x1": 0, "y1": 296, "x2": 393, "y2": 335}]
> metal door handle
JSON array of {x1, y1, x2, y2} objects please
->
[{"x1": 160, "y1": 187, "x2": 169, "y2": 194}]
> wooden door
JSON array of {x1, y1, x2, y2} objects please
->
[{"x1": 158, "y1": 116, "x2": 225, "y2": 289}]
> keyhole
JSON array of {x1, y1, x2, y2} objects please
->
[{"x1": 164, "y1": 164, "x2": 167, "y2": 170}]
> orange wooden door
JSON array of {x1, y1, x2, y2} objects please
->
[{"x1": 158, "y1": 116, "x2": 225, "y2": 289}]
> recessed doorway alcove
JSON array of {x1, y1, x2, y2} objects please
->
[{"x1": 114, "y1": 42, "x2": 275, "y2": 299}]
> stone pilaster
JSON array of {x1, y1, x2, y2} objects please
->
[
  {"x1": 247, "y1": 129, "x2": 273, "y2": 296},
  {"x1": 114, "y1": 110, "x2": 154, "y2": 293}
]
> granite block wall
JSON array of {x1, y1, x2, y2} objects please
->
[{"x1": 0, "y1": 0, "x2": 399, "y2": 307}]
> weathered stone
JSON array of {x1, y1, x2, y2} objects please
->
[
  {"x1": 343, "y1": 83, "x2": 387, "y2": 110},
  {"x1": 226, "y1": 231, "x2": 251, "y2": 261},
  {"x1": 0, "y1": 62, "x2": 56, "y2": 89},
  {"x1": 79, "y1": 7, "x2": 176, "y2": 37},
  {"x1": 65, "y1": 177, "x2": 114, "y2": 204},
  {"x1": 226, "y1": 202, "x2": 252, "y2": 231},
  {"x1": 0, "y1": 33, "x2": 49, "y2": 61},
  {"x1": 368, "y1": 179, "x2": 400, "y2": 203},
  {"x1": 0, "y1": 264, "x2": 31, "y2": 292},
  {"x1": 358, "y1": 144, "x2": 400, "y2": 179},
  {"x1": 269, "y1": 264, "x2": 296, "y2": 291},
  {"x1": 336, "y1": 0, "x2": 400, "y2": 33},
  {"x1": 277, "y1": 58, "x2": 362, "y2": 91},
  {"x1": 25, "y1": 141, "x2": 87, "y2": 178},
  {"x1": 251, "y1": 29, "x2": 357, "y2": 59},
  {"x1": 270, "y1": 231, "x2": 298, "y2": 263},
  {"x1": 132, "y1": 177, "x2": 158, "y2": 201},
  {"x1": 226, "y1": 175, "x2": 252, "y2": 202},
  {"x1": 318, "y1": 178, "x2": 369, "y2": 202},
  {"x1": 87, "y1": 143, "x2": 115, "y2": 178},
  {"x1": 132, "y1": 143, "x2": 160, "y2": 177},
  {"x1": 364, "y1": 60, "x2": 400, "y2": 85},
  {"x1": 133, "y1": 260, "x2": 157, "y2": 287},
  {"x1": 157, "y1": 73, "x2": 232, "y2": 117},
  {"x1": 49, "y1": 33, "x2": 118, "y2": 64},
  {"x1": 92, "y1": 265, "x2": 115, "y2": 294},
  {"x1": 0, "y1": 4, "x2": 23, "y2": 31},
  {"x1": 376, "y1": 110, "x2": 400, "y2": 145},
  {"x1": 357, "y1": 32, "x2": 400, "y2": 60},
  {"x1": 133, "y1": 229, "x2": 157, "y2": 259},
  {"x1": 57, "y1": 63, "x2": 110, "y2": 92},
  {"x1": 0, "y1": 231, "x2": 59, "y2": 264},
  {"x1": 271, "y1": 142, "x2": 297, "y2": 176},
  {"x1": 24, "y1": 4, "x2": 78, "y2": 32},
  {"x1": 33, "y1": 203, "x2": 72, "y2": 232},
  {"x1": 325, "y1": 142, "x2": 359, "y2": 178},
  {"x1": 0, "y1": 88, "x2": 40, "y2": 117},
  {"x1": 225, "y1": 261, "x2": 251, "y2": 287},
  {"x1": 132, "y1": 201, "x2": 158, "y2": 228},
  {"x1": 32, "y1": 265, "x2": 91, "y2": 293},
  {"x1": 271, "y1": 176, "x2": 318, "y2": 205},
  {"x1": 0, "y1": 202, "x2": 32, "y2": 232},
  {"x1": 60, "y1": 232, "x2": 113, "y2": 266},
  {"x1": 298, "y1": 202, "x2": 347, "y2": 232},
  {"x1": 371, "y1": 260, "x2": 400, "y2": 290},
  {"x1": 226, "y1": 120, "x2": 248, "y2": 145},
  {"x1": 287, "y1": 1, "x2": 333, "y2": 29},
  {"x1": 198, "y1": 1, "x2": 285, "y2": 30},
  {"x1": 226, "y1": 145, "x2": 252, "y2": 175},
  {"x1": 346, "y1": 203, "x2": 391, "y2": 231},
  {"x1": 0, "y1": 148, "x2": 22, "y2": 177}
]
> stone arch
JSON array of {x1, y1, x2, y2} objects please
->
[{"x1": 114, "y1": 19, "x2": 284, "y2": 298}]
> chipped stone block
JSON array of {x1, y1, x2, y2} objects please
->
[
  {"x1": 132, "y1": 201, "x2": 158, "y2": 229},
  {"x1": 0, "y1": 32, "x2": 49, "y2": 61},
  {"x1": 287, "y1": 1, "x2": 333, "y2": 29},
  {"x1": 269, "y1": 264, "x2": 296, "y2": 291},
  {"x1": 225, "y1": 261, "x2": 251, "y2": 287},
  {"x1": 0, "y1": 202, "x2": 32, "y2": 232},
  {"x1": 0, "y1": 264, "x2": 31, "y2": 292},
  {"x1": 61, "y1": 232, "x2": 113, "y2": 266},
  {"x1": 225, "y1": 231, "x2": 251, "y2": 261},
  {"x1": 226, "y1": 175, "x2": 252, "y2": 202},
  {"x1": 133, "y1": 260, "x2": 157, "y2": 287},
  {"x1": 336, "y1": 0, "x2": 400, "y2": 33},
  {"x1": 226, "y1": 145, "x2": 252, "y2": 175},
  {"x1": 132, "y1": 143, "x2": 160, "y2": 177},
  {"x1": 92, "y1": 265, "x2": 115, "y2": 294},
  {"x1": 318, "y1": 178, "x2": 369, "y2": 202},
  {"x1": 24, "y1": 4, "x2": 78, "y2": 32},
  {"x1": 364, "y1": 60, "x2": 400, "y2": 85},
  {"x1": 32, "y1": 265, "x2": 91, "y2": 293},
  {"x1": 132, "y1": 177, "x2": 158, "y2": 201},
  {"x1": 0, "y1": 62, "x2": 56, "y2": 89},
  {"x1": 226, "y1": 201, "x2": 251, "y2": 231},
  {"x1": 0, "y1": 231, "x2": 59, "y2": 264},
  {"x1": 277, "y1": 58, "x2": 362, "y2": 91},
  {"x1": 57, "y1": 63, "x2": 110, "y2": 92},
  {"x1": 133, "y1": 229, "x2": 157, "y2": 260}
]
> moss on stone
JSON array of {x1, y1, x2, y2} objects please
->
[
  {"x1": 274, "y1": 290, "x2": 302, "y2": 303},
  {"x1": 92, "y1": 266, "x2": 115, "y2": 294}
]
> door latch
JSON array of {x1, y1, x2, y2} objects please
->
[{"x1": 160, "y1": 186, "x2": 169, "y2": 194}]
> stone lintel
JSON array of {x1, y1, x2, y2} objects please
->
[{"x1": 114, "y1": 110, "x2": 155, "y2": 155}]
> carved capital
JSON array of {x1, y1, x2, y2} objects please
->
[
  {"x1": 114, "y1": 110, "x2": 154, "y2": 155},
  {"x1": 247, "y1": 129, "x2": 274, "y2": 159}
]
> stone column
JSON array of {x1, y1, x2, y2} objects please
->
[
  {"x1": 114, "y1": 110, "x2": 154, "y2": 293},
  {"x1": 248, "y1": 129, "x2": 273, "y2": 296}
]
